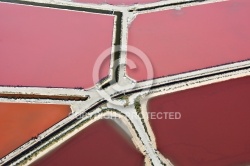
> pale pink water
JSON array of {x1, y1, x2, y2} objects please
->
[
  {"x1": 128, "y1": 0, "x2": 250, "y2": 81},
  {"x1": 0, "y1": 2, "x2": 113, "y2": 89}
]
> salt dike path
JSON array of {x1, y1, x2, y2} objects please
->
[{"x1": 1, "y1": 0, "x2": 250, "y2": 165}]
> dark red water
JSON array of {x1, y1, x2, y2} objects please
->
[
  {"x1": 148, "y1": 76, "x2": 250, "y2": 166},
  {"x1": 0, "y1": 103, "x2": 70, "y2": 158},
  {"x1": 128, "y1": 0, "x2": 250, "y2": 81},
  {"x1": 0, "y1": 2, "x2": 113, "y2": 89},
  {"x1": 32, "y1": 120, "x2": 144, "y2": 166}
]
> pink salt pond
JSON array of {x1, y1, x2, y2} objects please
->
[
  {"x1": 32, "y1": 120, "x2": 144, "y2": 166},
  {"x1": 0, "y1": 2, "x2": 114, "y2": 89},
  {"x1": 148, "y1": 76, "x2": 250, "y2": 166},
  {"x1": 127, "y1": 0, "x2": 250, "y2": 81}
]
